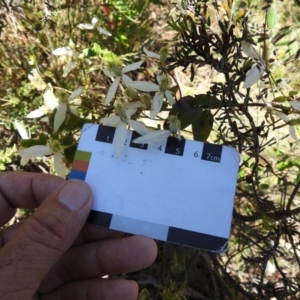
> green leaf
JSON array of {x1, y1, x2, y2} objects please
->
[
  {"x1": 39, "y1": 133, "x2": 48, "y2": 145},
  {"x1": 287, "y1": 118, "x2": 300, "y2": 126},
  {"x1": 192, "y1": 110, "x2": 214, "y2": 142},
  {"x1": 289, "y1": 91, "x2": 298, "y2": 97},
  {"x1": 272, "y1": 96, "x2": 289, "y2": 103},
  {"x1": 20, "y1": 138, "x2": 45, "y2": 148},
  {"x1": 60, "y1": 136, "x2": 76, "y2": 147},
  {"x1": 79, "y1": 47, "x2": 98, "y2": 58},
  {"x1": 92, "y1": 42, "x2": 101, "y2": 54},
  {"x1": 243, "y1": 60, "x2": 253, "y2": 73},
  {"x1": 102, "y1": 50, "x2": 120, "y2": 63},
  {"x1": 165, "y1": 96, "x2": 202, "y2": 130},
  {"x1": 63, "y1": 114, "x2": 90, "y2": 132},
  {"x1": 234, "y1": 9, "x2": 248, "y2": 22},
  {"x1": 194, "y1": 94, "x2": 222, "y2": 108},
  {"x1": 266, "y1": 3, "x2": 276, "y2": 30},
  {"x1": 64, "y1": 144, "x2": 77, "y2": 164}
]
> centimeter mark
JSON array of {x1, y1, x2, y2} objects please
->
[{"x1": 95, "y1": 125, "x2": 222, "y2": 161}]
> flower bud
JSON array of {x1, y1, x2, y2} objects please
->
[
  {"x1": 125, "y1": 86, "x2": 138, "y2": 101},
  {"x1": 159, "y1": 46, "x2": 169, "y2": 63},
  {"x1": 159, "y1": 75, "x2": 171, "y2": 92},
  {"x1": 140, "y1": 93, "x2": 152, "y2": 109}
]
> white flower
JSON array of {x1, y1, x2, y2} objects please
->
[
  {"x1": 143, "y1": 47, "x2": 161, "y2": 59},
  {"x1": 27, "y1": 86, "x2": 83, "y2": 133},
  {"x1": 52, "y1": 47, "x2": 77, "y2": 76},
  {"x1": 143, "y1": 46, "x2": 169, "y2": 63},
  {"x1": 241, "y1": 41, "x2": 262, "y2": 61},
  {"x1": 77, "y1": 17, "x2": 112, "y2": 36},
  {"x1": 52, "y1": 46, "x2": 73, "y2": 56},
  {"x1": 243, "y1": 63, "x2": 265, "y2": 89},
  {"x1": 133, "y1": 115, "x2": 181, "y2": 144},
  {"x1": 18, "y1": 140, "x2": 65, "y2": 178},
  {"x1": 290, "y1": 101, "x2": 300, "y2": 112},
  {"x1": 101, "y1": 102, "x2": 150, "y2": 157},
  {"x1": 133, "y1": 130, "x2": 171, "y2": 144},
  {"x1": 131, "y1": 75, "x2": 175, "y2": 119},
  {"x1": 241, "y1": 41, "x2": 266, "y2": 89},
  {"x1": 28, "y1": 69, "x2": 47, "y2": 91},
  {"x1": 103, "y1": 61, "x2": 143, "y2": 105},
  {"x1": 27, "y1": 86, "x2": 59, "y2": 119},
  {"x1": 275, "y1": 111, "x2": 299, "y2": 141},
  {"x1": 14, "y1": 121, "x2": 30, "y2": 139},
  {"x1": 14, "y1": 121, "x2": 31, "y2": 165},
  {"x1": 63, "y1": 61, "x2": 77, "y2": 77}
]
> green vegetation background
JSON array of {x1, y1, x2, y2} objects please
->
[{"x1": 1, "y1": 0, "x2": 300, "y2": 299}]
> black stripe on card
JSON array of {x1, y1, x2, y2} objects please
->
[
  {"x1": 165, "y1": 137, "x2": 185, "y2": 156},
  {"x1": 95, "y1": 125, "x2": 116, "y2": 144},
  {"x1": 86, "y1": 210, "x2": 113, "y2": 228},
  {"x1": 167, "y1": 227, "x2": 228, "y2": 252},
  {"x1": 130, "y1": 131, "x2": 148, "y2": 150},
  {"x1": 201, "y1": 143, "x2": 222, "y2": 163}
]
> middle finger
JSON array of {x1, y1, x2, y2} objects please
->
[{"x1": 38, "y1": 235, "x2": 157, "y2": 293}]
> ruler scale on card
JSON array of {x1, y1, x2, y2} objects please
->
[{"x1": 69, "y1": 124, "x2": 240, "y2": 252}]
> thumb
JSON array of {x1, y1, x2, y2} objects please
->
[{"x1": 0, "y1": 179, "x2": 93, "y2": 300}]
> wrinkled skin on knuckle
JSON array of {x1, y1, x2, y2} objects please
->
[{"x1": 23, "y1": 210, "x2": 72, "y2": 254}]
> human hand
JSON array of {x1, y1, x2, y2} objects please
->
[{"x1": 0, "y1": 172, "x2": 157, "y2": 300}]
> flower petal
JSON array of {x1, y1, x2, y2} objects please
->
[
  {"x1": 125, "y1": 108, "x2": 138, "y2": 117},
  {"x1": 40, "y1": 116, "x2": 49, "y2": 122},
  {"x1": 130, "y1": 81, "x2": 159, "y2": 92},
  {"x1": 241, "y1": 41, "x2": 261, "y2": 61},
  {"x1": 54, "y1": 152, "x2": 66, "y2": 178},
  {"x1": 14, "y1": 121, "x2": 29, "y2": 139},
  {"x1": 70, "y1": 105, "x2": 79, "y2": 116},
  {"x1": 77, "y1": 23, "x2": 94, "y2": 30},
  {"x1": 27, "y1": 108, "x2": 46, "y2": 118},
  {"x1": 274, "y1": 111, "x2": 290, "y2": 122},
  {"x1": 54, "y1": 102, "x2": 67, "y2": 132},
  {"x1": 114, "y1": 122, "x2": 127, "y2": 158},
  {"x1": 63, "y1": 61, "x2": 76, "y2": 77},
  {"x1": 125, "y1": 101, "x2": 144, "y2": 110},
  {"x1": 156, "y1": 74, "x2": 163, "y2": 83},
  {"x1": 105, "y1": 76, "x2": 121, "y2": 105},
  {"x1": 20, "y1": 155, "x2": 31, "y2": 166},
  {"x1": 122, "y1": 74, "x2": 133, "y2": 87},
  {"x1": 143, "y1": 47, "x2": 161, "y2": 59},
  {"x1": 127, "y1": 119, "x2": 151, "y2": 135},
  {"x1": 289, "y1": 125, "x2": 298, "y2": 141},
  {"x1": 19, "y1": 145, "x2": 52, "y2": 157},
  {"x1": 150, "y1": 92, "x2": 164, "y2": 119},
  {"x1": 164, "y1": 90, "x2": 175, "y2": 105},
  {"x1": 91, "y1": 17, "x2": 98, "y2": 25},
  {"x1": 69, "y1": 87, "x2": 83, "y2": 100},
  {"x1": 290, "y1": 101, "x2": 300, "y2": 112},
  {"x1": 103, "y1": 67, "x2": 114, "y2": 78},
  {"x1": 28, "y1": 69, "x2": 47, "y2": 91},
  {"x1": 133, "y1": 130, "x2": 170, "y2": 144},
  {"x1": 122, "y1": 61, "x2": 143, "y2": 73},
  {"x1": 44, "y1": 88, "x2": 59, "y2": 110},
  {"x1": 52, "y1": 46, "x2": 73, "y2": 56},
  {"x1": 101, "y1": 116, "x2": 120, "y2": 126},
  {"x1": 243, "y1": 64, "x2": 264, "y2": 89},
  {"x1": 97, "y1": 26, "x2": 112, "y2": 36}
]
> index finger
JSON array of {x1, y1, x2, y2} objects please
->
[
  {"x1": 0, "y1": 172, "x2": 123, "y2": 244},
  {"x1": 0, "y1": 172, "x2": 65, "y2": 225}
]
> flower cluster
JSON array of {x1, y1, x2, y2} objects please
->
[
  {"x1": 99, "y1": 46, "x2": 178, "y2": 156},
  {"x1": 241, "y1": 41, "x2": 266, "y2": 89},
  {"x1": 17, "y1": 46, "x2": 178, "y2": 176}
]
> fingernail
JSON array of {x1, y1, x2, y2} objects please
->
[{"x1": 57, "y1": 180, "x2": 92, "y2": 211}]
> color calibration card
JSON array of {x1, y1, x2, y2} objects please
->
[{"x1": 69, "y1": 124, "x2": 240, "y2": 252}]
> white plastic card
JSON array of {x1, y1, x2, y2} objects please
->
[{"x1": 69, "y1": 124, "x2": 240, "y2": 252}]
